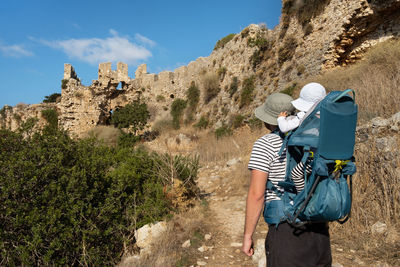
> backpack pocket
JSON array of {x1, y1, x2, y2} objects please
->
[
  {"x1": 300, "y1": 175, "x2": 351, "y2": 221},
  {"x1": 263, "y1": 200, "x2": 285, "y2": 225}
]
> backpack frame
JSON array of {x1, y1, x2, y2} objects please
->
[{"x1": 265, "y1": 89, "x2": 358, "y2": 227}]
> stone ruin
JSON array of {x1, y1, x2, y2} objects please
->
[{"x1": 1, "y1": 0, "x2": 400, "y2": 137}]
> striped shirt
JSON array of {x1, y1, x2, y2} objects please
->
[
  {"x1": 248, "y1": 133, "x2": 287, "y2": 202},
  {"x1": 290, "y1": 161, "x2": 312, "y2": 192}
]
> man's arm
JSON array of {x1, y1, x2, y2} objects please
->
[{"x1": 241, "y1": 169, "x2": 268, "y2": 256}]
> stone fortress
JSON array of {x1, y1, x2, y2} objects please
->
[{"x1": 1, "y1": 0, "x2": 399, "y2": 137}]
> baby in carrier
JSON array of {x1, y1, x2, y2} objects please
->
[{"x1": 278, "y1": 82, "x2": 326, "y2": 192}]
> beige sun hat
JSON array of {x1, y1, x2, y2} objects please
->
[{"x1": 254, "y1": 93, "x2": 295, "y2": 125}]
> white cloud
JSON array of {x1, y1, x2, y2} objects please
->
[
  {"x1": 135, "y1": 33, "x2": 156, "y2": 47},
  {"x1": 37, "y1": 30, "x2": 154, "y2": 65},
  {"x1": 0, "y1": 42, "x2": 34, "y2": 58}
]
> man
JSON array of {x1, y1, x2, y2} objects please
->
[{"x1": 241, "y1": 93, "x2": 331, "y2": 267}]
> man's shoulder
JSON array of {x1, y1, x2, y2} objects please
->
[{"x1": 254, "y1": 133, "x2": 283, "y2": 148}]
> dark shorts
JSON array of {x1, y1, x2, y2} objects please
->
[{"x1": 265, "y1": 222, "x2": 332, "y2": 267}]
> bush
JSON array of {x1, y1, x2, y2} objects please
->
[
  {"x1": 214, "y1": 33, "x2": 235, "y2": 50},
  {"x1": 217, "y1": 67, "x2": 227, "y2": 80},
  {"x1": 185, "y1": 82, "x2": 200, "y2": 123},
  {"x1": 278, "y1": 35, "x2": 298, "y2": 65},
  {"x1": 156, "y1": 95, "x2": 166, "y2": 102},
  {"x1": 61, "y1": 79, "x2": 68, "y2": 89},
  {"x1": 43, "y1": 93, "x2": 61, "y2": 103},
  {"x1": 240, "y1": 76, "x2": 255, "y2": 108},
  {"x1": 186, "y1": 82, "x2": 200, "y2": 111},
  {"x1": 203, "y1": 73, "x2": 220, "y2": 104},
  {"x1": 214, "y1": 124, "x2": 232, "y2": 139},
  {"x1": 170, "y1": 98, "x2": 187, "y2": 129},
  {"x1": 281, "y1": 82, "x2": 298, "y2": 97},
  {"x1": 229, "y1": 77, "x2": 239, "y2": 97},
  {"x1": 41, "y1": 108, "x2": 58, "y2": 131},
  {"x1": 194, "y1": 116, "x2": 209, "y2": 129},
  {"x1": 0, "y1": 126, "x2": 199, "y2": 265},
  {"x1": 247, "y1": 36, "x2": 268, "y2": 48},
  {"x1": 248, "y1": 116, "x2": 263, "y2": 130},
  {"x1": 0, "y1": 106, "x2": 12, "y2": 118},
  {"x1": 111, "y1": 100, "x2": 150, "y2": 134},
  {"x1": 231, "y1": 114, "x2": 245, "y2": 129}
]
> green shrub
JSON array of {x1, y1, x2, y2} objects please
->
[
  {"x1": 278, "y1": 35, "x2": 298, "y2": 65},
  {"x1": 0, "y1": 126, "x2": 199, "y2": 265},
  {"x1": 43, "y1": 93, "x2": 61, "y2": 103},
  {"x1": 41, "y1": 108, "x2": 59, "y2": 130},
  {"x1": 13, "y1": 113, "x2": 21, "y2": 122},
  {"x1": 194, "y1": 116, "x2": 209, "y2": 129},
  {"x1": 250, "y1": 50, "x2": 264, "y2": 69},
  {"x1": 186, "y1": 82, "x2": 200, "y2": 110},
  {"x1": 156, "y1": 95, "x2": 166, "y2": 102},
  {"x1": 170, "y1": 98, "x2": 187, "y2": 129},
  {"x1": 229, "y1": 77, "x2": 239, "y2": 97},
  {"x1": 247, "y1": 36, "x2": 268, "y2": 48},
  {"x1": 61, "y1": 79, "x2": 68, "y2": 89},
  {"x1": 203, "y1": 73, "x2": 220, "y2": 103},
  {"x1": 231, "y1": 114, "x2": 245, "y2": 129},
  {"x1": 111, "y1": 100, "x2": 150, "y2": 134},
  {"x1": 248, "y1": 116, "x2": 263, "y2": 130},
  {"x1": 0, "y1": 106, "x2": 11, "y2": 118},
  {"x1": 297, "y1": 64, "x2": 306, "y2": 75},
  {"x1": 214, "y1": 124, "x2": 232, "y2": 139},
  {"x1": 240, "y1": 76, "x2": 255, "y2": 108},
  {"x1": 217, "y1": 67, "x2": 227, "y2": 79},
  {"x1": 118, "y1": 132, "x2": 140, "y2": 147},
  {"x1": 185, "y1": 82, "x2": 200, "y2": 123},
  {"x1": 281, "y1": 82, "x2": 298, "y2": 97},
  {"x1": 214, "y1": 33, "x2": 235, "y2": 50}
]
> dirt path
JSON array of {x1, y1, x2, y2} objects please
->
[
  {"x1": 194, "y1": 162, "x2": 268, "y2": 267},
  {"x1": 194, "y1": 160, "x2": 382, "y2": 267}
]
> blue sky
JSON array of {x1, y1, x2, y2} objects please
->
[{"x1": 0, "y1": 0, "x2": 282, "y2": 108}]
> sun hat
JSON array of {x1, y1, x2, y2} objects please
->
[
  {"x1": 291, "y1": 82, "x2": 326, "y2": 112},
  {"x1": 254, "y1": 93, "x2": 295, "y2": 125}
]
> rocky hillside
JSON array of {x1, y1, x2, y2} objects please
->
[{"x1": 1, "y1": 0, "x2": 400, "y2": 136}]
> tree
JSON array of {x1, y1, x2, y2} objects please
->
[
  {"x1": 111, "y1": 100, "x2": 150, "y2": 134},
  {"x1": 43, "y1": 93, "x2": 61, "y2": 103}
]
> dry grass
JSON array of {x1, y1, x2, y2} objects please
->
[
  {"x1": 84, "y1": 125, "x2": 121, "y2": 146},
  {"x1": 330, "y1": 134, "x2": 400, "y2": 265},
  {"x1": 202, "y1": 72, "x2": 220, "y2": 104},
  {"x1": 119, "y1": 205, "x2": 213, "y2": 267},
  {"x1": 288, "y1": 39, "x2": 400, "y2": 265},
  {"x1": 301, "y1": 39, "x2": 400, "y2": 122},
  {"x1": 196, "y1": 126, "x2": 265, "y2": 164}
]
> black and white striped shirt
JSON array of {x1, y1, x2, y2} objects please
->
[{"x1": 248, "y1": 133, "x2": 287, "y2": 202}]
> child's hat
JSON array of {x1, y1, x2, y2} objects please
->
[{"x1": 291, "y1": 82, "x2": 326, "y2": 112}]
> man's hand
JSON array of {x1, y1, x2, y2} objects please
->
[
  {"x1": 278, "y1": 111, "x2": 288, "y2": 118},
  {"x1": 241, "y1": 235, "x2": 254, "y2": 256}
]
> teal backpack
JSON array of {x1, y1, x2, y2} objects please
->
[{"x1": 264, "y1": 89, "x2": 358, "y2": 227}]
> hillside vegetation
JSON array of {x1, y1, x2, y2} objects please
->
[{"x1": 0, "y1": 117, "x2": 199, "y2": 265}]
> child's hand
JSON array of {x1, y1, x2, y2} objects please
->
[{"x1": 279, "y1": 111, "x2": 288, "y2": 118}]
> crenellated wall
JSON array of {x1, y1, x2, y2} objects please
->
[{"x1": 1, "y1": 0, "x2": 400, "y2": 137}]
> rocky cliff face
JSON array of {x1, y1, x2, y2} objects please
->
[{"x1": 1, "y1": 0, "x2": 400, "y2": 136}]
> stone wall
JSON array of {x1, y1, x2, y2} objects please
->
[{"x1": 1, "y1": 0, "x2": 400, "y2": 136}]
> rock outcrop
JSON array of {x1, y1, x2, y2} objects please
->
[{"x1": 1, "y1": 0, "x2": 399, "y2": 136}]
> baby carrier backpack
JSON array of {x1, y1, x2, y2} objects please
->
[{"x1": 265, "y1": 89, "x2": 358, "y2": 227}]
